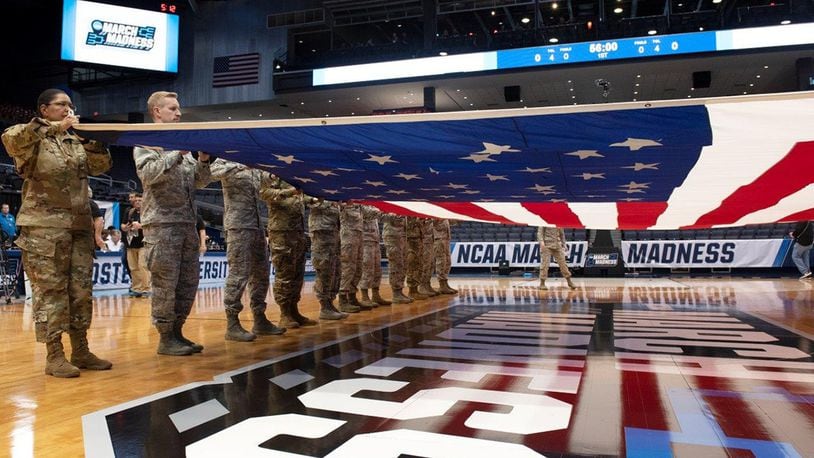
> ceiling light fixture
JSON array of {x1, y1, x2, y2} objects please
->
[
  {"x1": 552, "y1": 2, "x2": 558, "y2": 9},
  {"x1": 781, "y1": 19, "x2": 791, "y2": 25},
  {"x1": 521, "y1": 17, "x2": 530, "y2": 23},
  {"x1": 439, "y1": 51, "x2": 448, "y2": 56},
  {"x1": 549, "y1": 37, "x2": 559, "y2": 43},
  {"x1": 647, "y1": 30, "x2": 657, "y2": 35},
  {"x1": 614, "y1": 7, "x2": 623, "y2": 13}
]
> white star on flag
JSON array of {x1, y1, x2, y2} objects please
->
[
  {"x1": 528, "y1": 184, "x2": 556, "y2": 193},
  {"x1": 476, "y1": 142, "x2": 520, "y2": 155},
  {"x1": 342, "y1": 186, "x2": 362, "y2": 190},
  {"x1": 429, "y1": 167, "x2": 440, "y2": 174},
  {"x1": 622, "y1": 162, "x2": 660, "y2": 171},
  {"x1": 311, "y1": 170, "x2": 338, "y2": 177},
  {"x1": 323, "y1": 189, "x2": 340, "y2": 195},
  {"x1": 618, "y1": 181, "x2": 651, "y2": 190},
  {"x1": 293, "y1": 176, "x2": 315, "y2": 183},
  {"x1": 387, "y1": 189, "x2": 408, "y2": 195},
  {"x1": 620, "y1": 188, "x2": 646, "y2": 194},
  {"x1": 461, "y1": 190, "x2": 481, "y2": 194},
  {"x1": 274, "y1": 154, "x2": 302, "y2": 164},
  {"x1": 483, "y1": 174, "x2": 509, "y2": 181},
  {"x1": 437, "y1": 195, "x2": 455, "y2": 199},
  {"x1": 257, "y1": 163, "x2": 281, "y2": 169},
  {"x1": 224, "y1": 150, "x2": 240, "y2": 154},
  {"x1": 363, "y1": 180, "x2": 386, "y2": 187},
  {"x1": 394, "y1": 173, "x2": 421, "y2": 180},
  {"x1": 574, "y1": 172, "x2": 606, "y2": 180},
  {"x1": 549, "y1": 198, "x2": 567, "y2": 202},
  {"x1": 335, "y1": 167, "x2": 360, "y2": 172},
  {"x1": 566, "y1": 150, "x2": 604, "y2": 160},
  {"x1": 610, "y1": 138, "x2": 663, "y2": 151},
  {"x1": 519, "y1": 167, "x2": 551, "y2": 173},
  {"x1": 419, "y1": 188, "x2": 440, "y2": 191},
  {"x1": 459, "y1": 153, "x2": 497, "y2": 163},
  {"x1": 445, "y1": 183, "x2": 469, "y2": 189},
  {"x1": 621, "y1": 197, "x2": 643, "y2": 201},
  {"x1": 366, "y1": 194, "x2": 383, "y2": 198},
  {"x1": 364, "y1": 154, "x2": 398, "y2": 165},
  {"x1": 509, "y1": 195, "x2": 527, "y2": 198}
]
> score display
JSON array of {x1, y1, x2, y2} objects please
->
[{"x1": 312, "y1": 22, "x2": 814, "y2": 86}]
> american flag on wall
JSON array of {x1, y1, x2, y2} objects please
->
[
  {"x1": 74, "y1": 92, "x2": 814, "y2": 229},
  {"x1": 212, "y1": 53, "x2": 260, "y2": 88}
]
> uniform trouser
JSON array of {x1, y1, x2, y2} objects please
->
[
  {"x1": 540, "y1": 245, "x2": 571, "y2": 280},
  {"x1": 384, "y1": 234, "x2": 406, "y2": 289},
  {"x1": 330, "y1": 235, "x2": 341, "y2": 298},
  {"x1": 792, "y1": 243, "x2": 813, "y2": 275},
  {"x1": 421, "y1": 232, "x2": 434, "y2": 284},
  {"x1": 405, "y1": 236, "x2": 422, "y2": 288},
  {"x1": 269, "y1": 230, "x2": 305, "y2": 308},
  {"x1": 18, "y1": 227, "x2": 93, "y2": 340},
  {"x1": 358, "y1": 240, "x2": 382, "y2": 290},
  {"x1": 339, "y1": 228, "x2": 363, "y2": 292},
  {"x1": 224, "y1": 229, "x2": 270, "y2": 314},
  {"x1": 143, "y1": 224, "x2": 200, "y2": 327},
  {"x1": 311, "y1": 230, "x2": 338, "y2": 302},
  {"x1": 127, "y1": 246, "x2": 151, "y2": 293},
  {"x1": 434, "y1": 237, "x2": 451, "y2": 281}
]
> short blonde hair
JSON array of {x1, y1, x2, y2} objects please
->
[{"x1": 146, "y1": 91, "x2": 178, "y2": 118}]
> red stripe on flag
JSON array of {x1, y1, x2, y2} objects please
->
[
  {"x1": 687, "y1": 141, "x2": 814, "y2": 229},
  {"x1": 521, "y1": 202, "x2": 584, "y2": 228},
  {"x1": 432, "y1": 202, "x2": 519, "y2": 225},
  {"x1": 617, "y1": 202, "x2": 669, "y2": 229},
  {"x1": 357, "y1": 201, "x2": 433, "y2": 218},
  {"x1": 779, "y1": 208, "x2": 814, "y2": 223}
]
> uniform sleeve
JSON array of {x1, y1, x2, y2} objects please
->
[
  {"x1": 133, "y1": 146, "x2": 183, "y2": 186},
  {"x1": 259, "y1": 179, "x2": 296, "y2": 202},
  {"x1": 193, "y1": 155, "x2": 212, "y2": 189},
  {"x1": 1, "y1": 119, "x2": 56, "y2": 175},
  {"x1": 83, "y1": 140, "x2": 112, "y2": 176},
  {"x1": 209, "y1": 158, "x2": 238, "y2": 181}
]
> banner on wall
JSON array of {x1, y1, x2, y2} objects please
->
[
  {"x1": 621, "y1": 239, "x2": 792, "y2": 268},
  {"x1": 94, "y1": 200, "x2": 120, "y2": 231},
  {"x1": 92, "y1": 252, "x2": 314, "y2": 291},
  {"x1": 450, "y1": 241, "x2": 588, "y2": 268}
]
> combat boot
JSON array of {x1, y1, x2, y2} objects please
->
[
  {"x1": 371, "y1": 287, "x2": 392, "y2": 305},
  {"x1": 319, "y1": 300, "x2": 345, "y2": 320},
  {"x1": 157, "y1": 323, "x2": 194, "y2": 356},
  {"x1": 45, "y1": 333, "x2": 80, "y2": 378},
  {"x1": 225, "y1": 312, "x2": 257, "y2": 342},
  {"x1": 538, "y1": 279, "x2": 548, "y2": 290},
  {"x1": 69, "y1": 330, "x2": 112, "y2": 370},
  {"x1": 359, "y1": 289, "x2": 378, "y2": 308},
  {"x1": 251, "y1": 310, "x2": 286, "y2": 335},
  {"x1": 349, "y1": 290, "x2": 373, "y2": 311},
  {"x1": 338, "y1": 292, "x2": 361, "y2": 313},
  {"x1": 417, "y1": 283, "x2": 437, "y2": 297},
  {"x1": 408, "y1": 285, "x2": 428, "y2": 300},
  {"x1": 174, "y1": 320, "x2": 203, "y2": 352},
  {"x1": 292, "y1": 305, "x2": 318, "y2": 327},
  {"x1": 391, "y1": 287, "x2": 413, "y2": 304},
  {"x1": 438, "y1": 280, "x2": 458, "y2": 295},
  {"x1": 279, "y1": 303, "x2": 301, "y2": 329},
  {"x1": 566, "y1": 277, "x2": 577, "y2": 290}
]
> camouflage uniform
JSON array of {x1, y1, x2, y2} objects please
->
[
  {"x1": 260, "y1": 176, "x2": 313, "y2": 327},
  {"x1": 381, "y1": 213, "x2": 412, "y2": 303},
  {"x1": 405, "y1": 217, "x2": 428, "y2": 299},
  {"x1": 135, "y1": 146, "x2": 211, "y2": 354},
  {"x1": 307, "y1": 198, "x2": 346, "y2": 319},
  {"x1": 538, "y1": 226, "x2": 575, "y2": 289},
  {"x1": 2, "y1": 117, "x2": 113, "y2": 376},
  {"x1": 419, "y1": 218, "x2": 438, "y2": 295},
  {"x1": 358, "y1": 205, "x2": 390, "y2": 306},
  {"x1": 338, "y1": 203, "x2": 369, "y2": 311},
  {"x1": 432, "y1": 219, "x2": 458, "y2": 294},
  {"x1": 210, "y1": 159, "x2": 283, "y2": 339}
]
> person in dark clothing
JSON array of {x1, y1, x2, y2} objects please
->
[{"x1": 790, "y1": 221, "x2": 813, "y2": 279}]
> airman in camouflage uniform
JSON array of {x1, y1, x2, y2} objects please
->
[
  {"x1": 538, "y1": 226, "x2": 576, "y2": 290},
  {"x1": 405, "y1": 217, "x2": 428, "y2": 300},
  {"x1": 136, "y1": 91, "x2": 212, "y2": 356},
  {"x1": 306, "y1": 197, "x2": 347, "y2": 320},
  {"x1": 359, "y1": 205, "x2": 391, "y2": 306},
  {"x1": 419, "y1": 218, "x2": 439, "y2": 297},
  {"x1": 339, "y1": 203, "x2": 371, "y2": 312},
  {"x1": 2, "y1": 88, "x2": 114, "y2": 377},
  {"x1": 381, "y1": 213, "x2": 412, "y2": 304},
  {"x1": 433, "y1": 218, "x2": 458, "y2": 294},
  {"x1": 210, "y1": 159, "x2": 285, "y2": 341},
  {"x1": 260, "y1": 176, "x2": 316, "y2": 328}
]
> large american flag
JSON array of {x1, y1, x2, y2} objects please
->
[
  {"x1": 212, "y1": 53, "x2": 260, "y2": 88},
  {"x1": 76, "y1": 92, "x2": 814, "y2": 229}
]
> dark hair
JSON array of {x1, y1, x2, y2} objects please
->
[{"x1": 36, "y1": 89, "x2": 67, "y2": 114}]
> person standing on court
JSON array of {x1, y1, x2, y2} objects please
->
[
  {"x1": 790, "y1": 221, "x2": 813, "y2": 279},
  {"x1": 359, "y1": 205, "x2": 391, "y2": 307},
  {"x1": 306, "y1": 197, "x2": 347, "y2": 320},
  {"x1": 260, "y1": 175, "x2": 316, "y2": 328},
  {"x1": 209, "y1": 158, "x2": 286, "y2": 341},
  {"x1": 381, "y1": 213, "x2": 412, "y2": 304},
  {"x1": 538, "y1": 226, "x2": 577, "y2": 290},
  {"x1": 134, "y1": 91, "x2": 211, "y2": 356},
  {"x1": 419, "y1": 218, "x2": 439, "y2": 297},
  {"x1": 432, "y1": 218, "x2": 458, "y2": 294},
  {"x1": 338, "y1": 203, "x2": 371, "y2": 312},
  {"x1": 2, "y1": 88, "x2": 113, "y2": 377},
  {"x1": 405, "y1": 216, "x2": 428, "y2": 300}
]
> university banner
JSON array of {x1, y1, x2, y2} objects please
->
[
  {"x1": 450, "y1": 241, "x2": 587, "y2": 268},
  {"x1": 621, "y1": 239, "x2": 792, "y2": 268}
]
